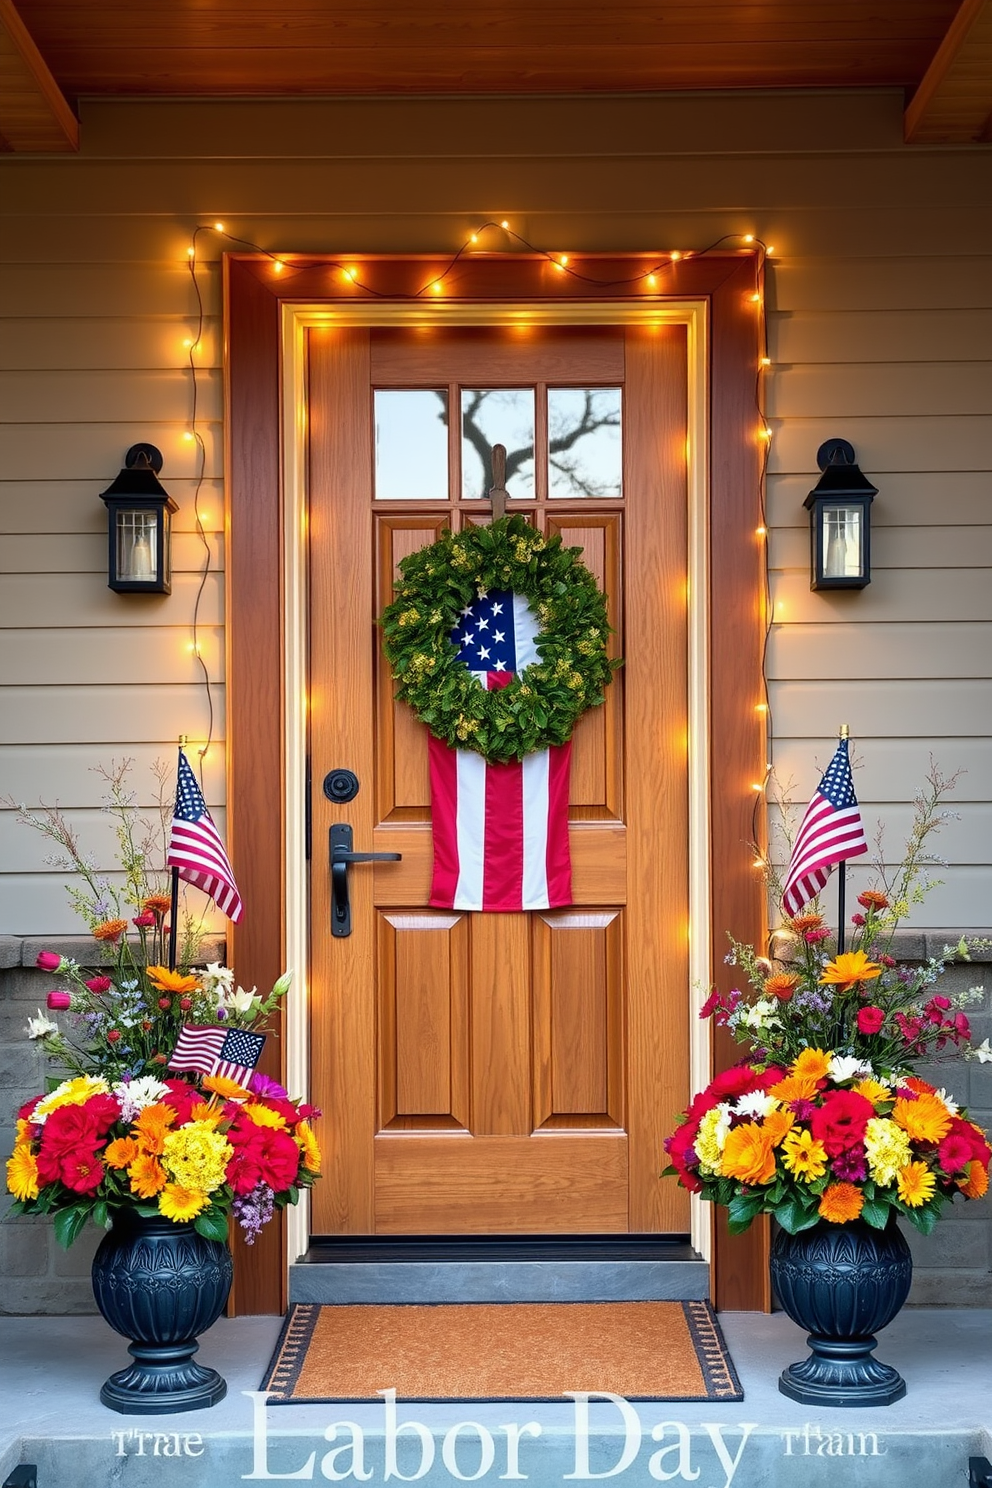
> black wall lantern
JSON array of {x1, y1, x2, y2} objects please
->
[
  {"x1": 804, "y1": 439, "x2": 877, "y2": 591},
  {"x1": 100, "y1": 443, "x2": 178, "y2": 593}
]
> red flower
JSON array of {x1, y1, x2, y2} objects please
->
[
  {"x1": 856, "y1": 1006, "x2": 885, "y2": 1035},
  {"x1": 36, "y1": 1101, "x2": 116, "y2": 1185},
  {"x1": 226, "y1": 1122, "x2": 300, "y2": 1195},
  {"x1": 851, "y1": 913, "x2": 866, "y2": 927},
  {"x1": 158, "y1": 997, "x2": 172, "y2": 1011},
  {"x1": 924, "y1": 995, "x2": 951, "y2": 1025},
  {"x1": 663, "y1": 1122, "x2": 704, "y2": 1193},
  {"x1": 60, "y1": 1149, "x2": 106, "y2": 1194},
  {"x1": 938, "y1": 1133, "x2": 976, "y2": 1174},
  {"x1": 160, "y1": 1079, "x2": 202, "y2": 1123},
  {"x1": 879, "y1": 955, "x2": 897, "y2": 968},
  {"x1": 85, "y1": 976, "x2": 112, "y2": 994},
  {"x1": 895, "y1": 1012, "x2": 924, "y2": 1046},
  {"x1": 107, "y1": 1029, "x2": 121, "y2": 1043},
  {"x1": 35, "y1": 951, "x2": 62, "y2": 971},
  {"x1": 46, "y1": 991, "x2": 71, "y2": 1011},
  {"x1": 133, "y1": 912, "x2": 156, "y2": 928},
  {"x1": 809, "y1": 1090, "x2": 874, "y2": 1156}
]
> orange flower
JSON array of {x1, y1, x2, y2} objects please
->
[
  {"x1": 142, "y1": 894, "x2": 173, "y2": 917},
  {"x1": 790, "y1": 1048, "x2": 832, "y2": 1083},
  {"x1": 957, "y1": 1161, "x2": 989, "y2": 1199},
  {"x1": 104, "y1": 1136, "x2": 140, "y2": 1170},
  {"x1": 764, "y1": 973, "x2": 800, "y2": 1002},
  {"x1": 188, "y1": 1101, "x2": 224, "y2": 1128},
  {"x1": 896, "y1": 1161, "x2": 937, "y2": 1208},
  {"x1": 146, "y1": 965, "x2": 201, "y2": 995},
  {"x1": 853, "y1": 1078, "x2": 891, "y2": 1106},
  {"x1": 892, "y1": 1093, "x2": 953, "y2": 1145},
  {"x1": 128, "y1": 1153, "x2": 167, "y2": 1198},
  {"x1": 819, "y1": 951, "x2": 882, "y2": 988},
  {"x1": 721, "y1": 1122, "x2": 777, "y2": 1185},
  {"x1": 134, "y1": 1102, "x2": 176, "y2": 1155},
  {"x1": 858, "y1": 889, "x2": 890, "y2": 911},
  {"x1": 93, "y1": 918, "x2": 128, "y2": 943},
  {"x1": 770, "y1": 1073, "x2": 820, "y2": 1104},
  {"x1": 790, "y1": 913, "x2": 825, "y2": 932},
  {"x1": 902, "y1": 1075, "x2": 935, "y2": 1096},
  {"x1": 202, "y1": 1073, "x2": 251, "y2": 1100},
  {"x1": 818, "y1": 1182, "x2": 865, "y2": 1223},
  {"x1": 763, "y1": 1108, "x2": 795, "y2": 1147}
]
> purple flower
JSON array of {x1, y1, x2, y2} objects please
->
[
  {"x1": 249, "y1": 1071, "x2": 289, "y2": 1100},
  {"x1": 832, "y1": 1145, "x2": 868, "y2": 1182},
  {"x1": 790, "y1": 1099, "x2": 817, "y2": 1122},
  {"x1": 232, "y1": 1182, "x2": 275, "y2": 1245}
]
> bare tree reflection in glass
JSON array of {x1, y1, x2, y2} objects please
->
[
  {"x1": 548, "y1": 389, "x2": 622, "y2": 499},
  {"x1": 459, "y1": 389, "x2": 536, "y2": 500}
]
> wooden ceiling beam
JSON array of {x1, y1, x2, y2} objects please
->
[
  {"x1": 0, "y1": 0, "x2": 78, "y2": 152},
  {"x1": 905, "y1": 0, "x2": 992, "y2": 142}
]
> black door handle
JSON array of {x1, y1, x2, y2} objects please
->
[{"x1": 330, "y1": 822, "x2": 401, "y2": 937}]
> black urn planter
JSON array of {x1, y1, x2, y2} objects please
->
[
  {"x1": 91, "y1": 1212, "x2": 233, "y2": 1414},
  {"x1": 770, "y1": 1217, "x2": 913, "y2": 1406}
]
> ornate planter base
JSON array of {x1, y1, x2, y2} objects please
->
[
  {"x1": 770, "y1": 1218, "x2": 913, "y2": 1408},
  {"x1": 92, "y1": 1214, "x2": 233, "y2": 1415}
]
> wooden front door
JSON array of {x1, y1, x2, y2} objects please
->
[{"x1": 308, "y1": 321, "x2": 690, "y2": 1236}]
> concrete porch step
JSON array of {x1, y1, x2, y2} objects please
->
[{"x1": 289, "y1": 1234, "x2": 710, "y2": 1304}]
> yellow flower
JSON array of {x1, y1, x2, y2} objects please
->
[
  {"x1": 694, "y1": 1107, "x2": 730, "y2": 1172},
  {"x1": 34, "y1": 1075, "x2": 110, "y2": 1121},
  {"x1": 896, "y1": 1161, "x2": 937, "y2": 1208},
  {"x1": 864, "y1": 1117, "x2": 912, "y2": 1186},
  {"x1": 201, "y1": 1073, "x2": 251, "y2": 1101},
  {"x1": 297, "y1": 1122, "x2": 322, "y2": 1174},
  {"x1": 853, "y1": 1078, "x2": 891, "y2": 1106},
  {"x1": 892, "y1": 1093, "x2": 953, "y2": 1145},
  {"x1": 162, "y1": 1123, "x2": 232, "y2": 1194},
  {"x1": 188, "y1": 1100, "x2": 224, "y2": 1128},
  {"x1": 146, "y1": 965, "x2": 202, "y2": 995},
  {"x1": 158, "y1": 1183, "x2": 210, "y2": 1223},
  {"x1": 781, "y1": 1127, "x2": 829, "y2": 1181},
  {"x1": 242, "y1": 1103, "x2": 288, "y2": 1130},
  {"x1": 819, "y1": 951, "x2": 882, "y2": 988},
  {"x1": 128, "y1": 1153, "x2": 168, "y2": 1198},
  {"x1": 721, "y1": 1122, "x2": 777, "y2": 1185},
  {"x1": 818, "y1": 1183, "x2": 865, "y2": 1223},
  {"x1": 104, "y1": 1137, "x2": 140, "y2": 1170},
  {"x1": 790, "y1": 1048, "x2": 832, "y2": 1083},
  {"x1": 6, "y1": 1144, "x2": 39, "y2": 1202}
]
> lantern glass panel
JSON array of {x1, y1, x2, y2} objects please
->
[
  {"x1": 115, "y1": 509, "x2": 159, "y2": 583},
  {"x1": 821, "y1": 503, "x2": 863, "y2": 581}
]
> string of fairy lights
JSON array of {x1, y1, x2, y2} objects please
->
[{"x1": 181, "y1": 219, "x2": 776, "y2": 840}]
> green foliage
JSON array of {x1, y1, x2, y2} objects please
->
[{"x1": 380, "y1": 514, "x2": 621, "y2": 764}]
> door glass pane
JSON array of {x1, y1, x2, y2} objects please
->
[
  {"x1": 461, "y1": 388, "x2": 535, "y2": 500},
  {"x1": 548, "y1": 388, "x2": 622, "y2": 499},
  {"x1": 374, "y1": 389, "x2": 449, "y2": 500}
]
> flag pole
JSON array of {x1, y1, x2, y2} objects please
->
[
  {"x1": 168, "y1": 735, "x2": 186, "y2": 972},
  {"x1": 836, "y1": 723, "x2": 850, "y2": 954}
]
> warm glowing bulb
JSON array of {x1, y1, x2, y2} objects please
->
[
  {"x1": 554, "y1": 261, "x2": 565, "y2": 273},
  {"x1": 183, "y1": 431, "x2": 196, "y2": 443},
  {"x1": 182, "y1": 338, "x2": 193, "y2": 348},
  {"x1": 559, "y1": 254, "x2": 568, "y2": 265},
  {"x1": 744, "y1": 233, "x2": 755, "y2": 244},
  {"x1": 760, "y1": 356, "x2": 771, "y2": 367},
  {"x1": 750, "y1": 293, "x2": 761, "y2": 304},
  {"x1": 756, "y1": 525, "x2": 767, "y2": 536},
  {"x1": 646, "y1": 273, "x2": 657, "y2": 287},
  {"x1": 272, "y1": 259, "x2": 284, "y2": 273},
  {"x1": 431, "y1": 281, "x2": 442, "y2": 293},
  {"x1": 753, "y1": 857, "x2": 765, "y2": 868},
  {"x1": 670, "y1": 251, "x2": 681, "y2": 261},
  {"x1": 500, "y1": 220, "x2": 510, "y2": 230},
  {"x1": 470, "y1": 234, "x2": 478, "y2": 244},
  {"x1": 755, "y1": 703, "x2": 768, "y2": 713},
  {"x1": 759, "y1": 427, "x2": 772, "y2": 441},
  {"x1": 766, "y1": 245, "x2": 776, "y2": 255},
  {"x1": 187, "y1": 247, "x2": 195, "y2": 259},
  {"x1": 751, "y1": 782, "x2": 764, "y2": 793},
  {"x1": 213, "y1": 221, "x2": 225, "y2": 233}
]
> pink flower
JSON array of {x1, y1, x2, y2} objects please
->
[
  {"x1": 46, "y1": 990, "x2": 71, "y2": 1011},
  {"x1": 857, "y1": 1005, "x2": 885, "y2": 1035},
  {"x1": 805, "y1": 928, "x2": 831, "y2": 944},
  {"x1": 132, "y1": 912, "x2": 156, "y2": 928},
  {"x1": 35, "y1": 951, "x2": 62, "y2": 972},
  {"x1": 85, "y1": 976, "x2": 112, "y2": 994},
  {"x1": 851, "y1": 913, "x2": 866, "y2": 927}
]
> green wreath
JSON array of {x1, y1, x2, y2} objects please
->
[{"x1": 380, "y1": 514, "x2": 622, "y2": 764}]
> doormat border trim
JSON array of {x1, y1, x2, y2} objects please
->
[{"x1": 260, "y1": 1299, "x2": 744, "y2": 1405}]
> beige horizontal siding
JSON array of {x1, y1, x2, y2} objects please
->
[
  {"x1": 4, "y1": 874, "x2": 226, "y2": 938},
  {"x1": 1, "y1": 743, "x2": 227, "y2": 805},
  {"x1": 1, "y1": 89, "x2": 989, "y2": 935}
]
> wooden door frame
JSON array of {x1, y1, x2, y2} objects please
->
[{"x1": 225, "y1": 251, "x2": 768, "y2": 1314}]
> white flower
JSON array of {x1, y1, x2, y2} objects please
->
[
  {"x1": 829, "y1": 1055, "x2": 873, "y2": 1084},
  {"x1": 26, "y1": 1010, "x2": 58, "y2": 1040},
  {"x1": 743, "y1": 998, "x2": 781, "y2": 1031},
  {"x1": 932, "y1": 1087, "x2": 960, "y2": 1115},
  {"x1": 200, "y1": 961, "x2": 236, "y2": 994},
  {"x1": 971, "y1": 1038, "x2": 992, "y2": 1064},
  {"x1": 113, "y1": 1075, "x2": 171, "y2": 1122},
  {"x1": 734, "y1": 1090, "x2": 777, "y2": 1119},
  {"x1": 219, "y1": 985, "x2": 260, "y2": 1016}
]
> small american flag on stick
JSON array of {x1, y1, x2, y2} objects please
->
[
  {"x1": 168, "y1": 1025, "x2": 266, "y2": 1084},
  {"x1": 167, "y1": 748, "x2": 244, "y2": 923},
  {"x1": 781, "y1": 737, "x2": 868, "y2": 918}
]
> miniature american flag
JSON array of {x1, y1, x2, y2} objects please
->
[
  {"x1": 781, "y1": 737, "x2": 868, "y2": 917},
  {"x1": 429, "y1": 588, "x2": 572, "y2": 912},
  {"x1": 167, "y1": 748, "x2": 244, "y2": 923},
  {"x1": 168, "y1": 1024, "x2": 266, "y2": 1083}
]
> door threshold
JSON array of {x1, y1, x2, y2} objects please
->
[{"x1": 301, "y1": 1234, "x2": 697, "y2": 1263}]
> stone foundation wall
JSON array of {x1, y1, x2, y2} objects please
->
[{"x1": 1, "y1": 932, "x2": 989, "y2": 1314}]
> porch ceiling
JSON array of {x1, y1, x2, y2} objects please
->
[{"x1": 1, "y1": 0, "x2": 991, "y2": 151}]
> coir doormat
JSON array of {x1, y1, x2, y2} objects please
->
[{"x1": 260, "y1": 1300, "x2": 743, "y2": 1403}]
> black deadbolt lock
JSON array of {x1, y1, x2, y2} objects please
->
[{"x1": 323, "y1": 769, "x2": 360, "y2": 803}]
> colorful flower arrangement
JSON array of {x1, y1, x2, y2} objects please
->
[
  {"x1": 664, "y1": 778, "x2": 992, "y2": 1236},
  {"x1": 7, "y1": 1067, "x2": 320, "y2": 1247},
  {"x1": 5, "y1": 761, "x2": 320, "y2": 1246}
]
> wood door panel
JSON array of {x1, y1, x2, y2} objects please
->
[
  {"x1": 371, "y1": 821, "x2": 627, "y2": 904},
  {"x1": 370, "y1": 326, "x2": 625, "y2": 387},
  {"x1": 373, "y1": 1134, "x2": 628, "y2": 1234},
  {"x1": 377, "y1": 910, "x2": 470, "y2": 1131},
  {"x1": 533, "y1": 909, "x2": 624, "y2": 1130}
]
